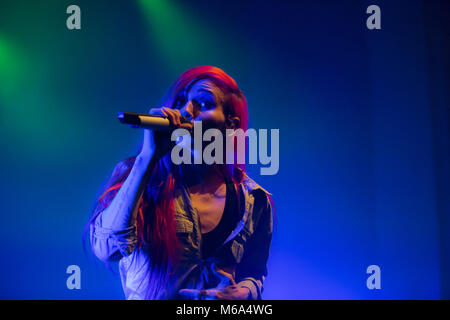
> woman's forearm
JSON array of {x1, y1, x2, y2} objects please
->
[{"x1": 99, "y1": 154, "x2": 156, "y2": 230}]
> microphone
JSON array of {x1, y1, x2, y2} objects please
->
[{"x1": 117, "y1": 111, "x2": 191, "y2": 130}]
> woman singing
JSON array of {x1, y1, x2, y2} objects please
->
[{"x1": 87, "y1": 66, "x2": 273, "y2": 300}]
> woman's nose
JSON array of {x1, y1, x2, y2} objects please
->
[{"x1": 181, "y1": 101, "x2": 195, "y2": 120}]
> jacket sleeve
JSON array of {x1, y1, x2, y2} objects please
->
[
  {"x1": 236, "y1": 191, "x2": 273, "y2": 300},
  {"x1": 90, "y1": 210, "x2": 139, "y2": 262},
  {"x1": 89, "y1": 159, "x2": 141, "y2": 263}
]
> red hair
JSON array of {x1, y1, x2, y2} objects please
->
[{"x1": 87, "y1": 66, "x2": 249, "y2": 299}]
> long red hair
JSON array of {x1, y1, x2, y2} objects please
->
[{"x1": 87, "y1": 66, "x2": 248, "y2": 298}]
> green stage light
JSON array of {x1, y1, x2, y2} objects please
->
[
  {"x1": 0, "y1": 35, "x2": 27, "y2": 98},
  {"x1": 136, "y1": 0, "x2": 221, "y2": 71}
]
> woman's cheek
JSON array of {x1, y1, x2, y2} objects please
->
[{"x1": 197, "y1": 110, "x2": 226, "y2": 130}]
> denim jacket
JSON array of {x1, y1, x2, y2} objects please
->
[{"x1": 90, "y1": 174, "x2": 273, "y2": 300}]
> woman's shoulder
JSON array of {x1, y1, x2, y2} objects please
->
[
  {"x1": 241, "y1": 173, "x2": 272, "y2": 197},
  {"x1": 240, "y1": 173, "x2": 274, "y2": 229},
  {"x1": 242, "y1": 173, "x2": 272, "y2": 199}
]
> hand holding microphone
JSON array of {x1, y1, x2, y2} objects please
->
[
  {"x1": 121, "y1": 107, "x2": 193, "y2": 163},
  {"x1": 118, "y1": 109, "x2": 192, "y2": 130}
]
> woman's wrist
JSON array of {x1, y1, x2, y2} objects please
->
[
  {"x1": 136, "y1": 149, "x2": 157, "y2": 168},
  {"x1": 135, "y1": 151, "x2": 160, "y2": 179}
]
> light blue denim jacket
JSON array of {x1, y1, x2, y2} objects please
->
[{"x1": 90, "y1": 174, "x2": 273, "y2": 300}]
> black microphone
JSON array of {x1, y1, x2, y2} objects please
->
[{"x1": 118, "y1": 111, "x2": 191, "y2": 130}]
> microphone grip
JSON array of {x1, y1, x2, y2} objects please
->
[{"x1": 118, "y1": 111, "x2": 190, "y2": 130}]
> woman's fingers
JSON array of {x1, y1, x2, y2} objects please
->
[
  {"x1": 213, "y1": 265, "x2": 237, "y2": 285},
  {"x1": 148, "y1": 107, "x2": 167, "y2": 117},
  {"x1": 161, "y1": 107, "x2": 174, "y2": 126},
  {"x1": 172, "y1": 109, "x2": 182, "y2": 126},
  {"x1": 178, "y1": 288, "x2": 218, "y2": 298},
  {"x1": 162, "y1": 107, "x2": 182, "y2": 127},
  {"x1": 178, "y1": 286, "x2": 247, "y2": 300},
  {"x1": 149, "y1": 107, "x2": 190, "y2": 129}
]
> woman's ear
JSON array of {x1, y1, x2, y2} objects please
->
[{"x1": 226, "y1": 115, "x2": 241, "y2": 129}]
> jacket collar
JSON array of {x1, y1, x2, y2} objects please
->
[{"x1": 222, "y1": 173, "x2": 270, "y2": 245}]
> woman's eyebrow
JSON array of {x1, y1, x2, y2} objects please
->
[
  {"x1": 189, "y1": 89, "x2": 215, "y2": 100},
  {"x1": 196, "y1": 89, "x2": 213, "y2": 96}
]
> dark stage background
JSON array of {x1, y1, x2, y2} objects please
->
[{"x1": 0, "y1": 0, "x2": 449, "y2": 299}]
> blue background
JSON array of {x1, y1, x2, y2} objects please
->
[{"x1": 0, "y1": 0, "x2": 449, "y2": 299}]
